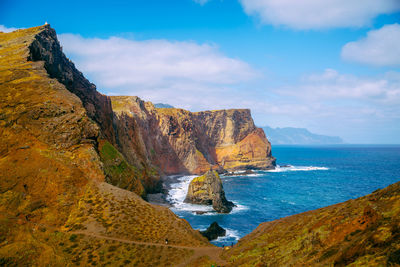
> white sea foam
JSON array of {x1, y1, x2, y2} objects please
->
[
  {"x1": 214, "y1": 228, "x2": 241, "y2": 242},
  {"x1": 267, "y1": 165, "x2": 329, "y2": 172},
  {"x1": 230, "y1": 202, "x2": 249, "y2": 214},
  {"x1": 166, "y1": 175, "x2": 214, "y2": 213},
  {"x1": 244, "y1": 173, "x2": 263, "y2": 177}
]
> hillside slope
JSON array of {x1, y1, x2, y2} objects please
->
[
  {"x1": 0, "y1": 25, "x2": 214, "y2": 266},
  {"x1": 223, "y1": 181, "x2": 400, "y2": 266}
]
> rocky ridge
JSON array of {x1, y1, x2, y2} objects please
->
[
  {"x1": 185, "y1": 170, "x2": 234, "y2": 213},
  {"x1": 24, "y1": 24, "x2": 159, "y2": 196}
]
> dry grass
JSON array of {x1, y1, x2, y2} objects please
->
[{"x1": 65, "y1": 182, "x2": 210, "y2": 247}]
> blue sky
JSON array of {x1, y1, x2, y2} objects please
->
[{"x1": 1, "y1": 0, "x2": 400, "y2": 143}]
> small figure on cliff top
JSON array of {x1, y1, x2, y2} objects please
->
[{"x1": 165, "y1": 238, "x2": 168, "y2": 245}]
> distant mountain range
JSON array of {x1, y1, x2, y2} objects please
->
[
  {"x1": 262, "y1": 126, "x2": 344, "y2": 145},
  {"x1": 154, "y1": 103, "x2": 174, "y2": 108}
]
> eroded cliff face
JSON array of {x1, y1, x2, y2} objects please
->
[
  {"x1": 25, "y1": 25, "x2": 160, "y2": 194},
  {"x1": 23, "y1": 25, "x2": 274, "y2": 183},
  {"x1": 111, "y1": 96, "x2": 275, "y2": 175}
]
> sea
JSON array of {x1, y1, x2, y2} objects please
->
[{"x1": 164, "y1": 145, "x2": 400, "y2": 247}]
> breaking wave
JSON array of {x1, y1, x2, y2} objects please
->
[{"x1": 267, "y1": 165, "x2": 329, "y2": 172}]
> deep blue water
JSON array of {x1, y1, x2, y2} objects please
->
[{"x1": 166, "y1": 145, "x2": 400, "y2": 246}]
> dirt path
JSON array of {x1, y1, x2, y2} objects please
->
[
  {"x1": 6, "y1": 215, "x2": 228, "y2": 266},
  {"x1": 70, "y1": 230, "x2": 228, "y2": 266},
  {"x1": 176, "y1": 246, "x2": 227, "y2": 267}
]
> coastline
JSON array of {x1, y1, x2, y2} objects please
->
[{"x1": 147, "y1": 175, "x2": 184, "y2": 207}]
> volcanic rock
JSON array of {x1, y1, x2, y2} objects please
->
[{"x1": 200, "y1": 222, "x2": 226, "y2": 241}]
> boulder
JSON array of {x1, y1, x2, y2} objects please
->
[
  {"x1": 200, "y1": 222, "x2": 226, "y2": 241},
  {"x1": 185, "y1": 170, "x2": 235, "y2": 213}
]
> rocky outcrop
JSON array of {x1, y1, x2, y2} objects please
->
[
  {"x1": 26, "y1": 25, "x2": 160, "y2": 194},
  {"x1": 185, "y1": 170, "x2": 234, "y2": 213},
  {"x1": 200, "y1": 222, "x2": 226, "y2": 241},
  {"x1": 111, "y1": 97, "x2": 276, "y2": 175},
  {"x1": 223, "y1": 181, "x2": 400, "y2": 266},
  {"x1": 28, "y1": 24, "x2": 115, "y2": 144}
]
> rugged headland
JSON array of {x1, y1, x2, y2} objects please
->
[
  {"x1": 0, "y1": 24, "x2": 272, "y2": 266},
  {"x1": 111, "y1": 96, "x2": 276, "y2": 176},
  {"x1": 1, "y1": 25, "x2": 399, "y2": 266}
]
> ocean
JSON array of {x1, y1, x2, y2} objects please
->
[{"x1": 165, "y1": 145, "x2": 400, "y2": 247}]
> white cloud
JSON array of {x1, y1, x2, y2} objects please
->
[
  {"x1": 59, "y1": 34, "x2": 257, "y2": 91},
  {"x1": 0, "y1": 25, "x2": 20, "y2": 33},
  {"x1": 258, "y1": 69, "x2": 400, "y2": 142},
  {"x1": 239, "y1": 0, "x2": 400, "y2": 30},
  {"x1": 285, "y1": 69, "x2": 400, "y2": 104},
  {"x1": 341, "y1": 24, "x2": 400, "y2": 67}
]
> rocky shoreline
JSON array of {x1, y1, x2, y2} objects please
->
[{"x1": 148, "y1": 170, "x2": 256, "y2": 210}]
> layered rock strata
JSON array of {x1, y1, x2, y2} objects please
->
[
  {"x1": 111, "y1": 97, "x2": 276, "y2": 175},
  {"x1": 185, "y1": 170, "x2": 234, "y2": 213}
]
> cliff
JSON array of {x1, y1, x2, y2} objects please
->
[
  {"x1": 26, "y1": 25, "x2": 160, "y2": 194},
  {"x1": 111, "y1": 96, "x2": 276, "y2": 175},
  {"x1": 223, "y1": 181, "x2": 400, "y2": 266},
  {"x1": 0, "y1": 25, "x2": 213, "y2": 266},
  {"x1": 185, "y1": 170, "x2": 234, "y2": 213}
]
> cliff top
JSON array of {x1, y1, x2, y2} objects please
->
[{"x1": 110, "y1": 95, "x2": 251, "y2": 116}]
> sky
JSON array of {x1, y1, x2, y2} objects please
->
[{"x1": 1, "y1": 0, "x2": 400, "y2": 144}]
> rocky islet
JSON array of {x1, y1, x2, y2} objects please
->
[{"x1": 184, "y1": 170, "x2": 235, "y2": 213}]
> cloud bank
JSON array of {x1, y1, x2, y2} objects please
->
[
  {"x1": 59, "y1": 34, "x2": 258, "y2": 110},
  {"x1": 239, "y1": 0, "x2": 400, "y2": 30},
  {"x1": 341, "y1": 24, "x2": 400, "y2": 67},
  {"x1": 263, "y1": 69, "x2": 400, "y2": 142}
]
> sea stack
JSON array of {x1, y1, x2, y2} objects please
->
[{"x1": 185, "y1": 170, "x2": 234, "y2": 213}]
